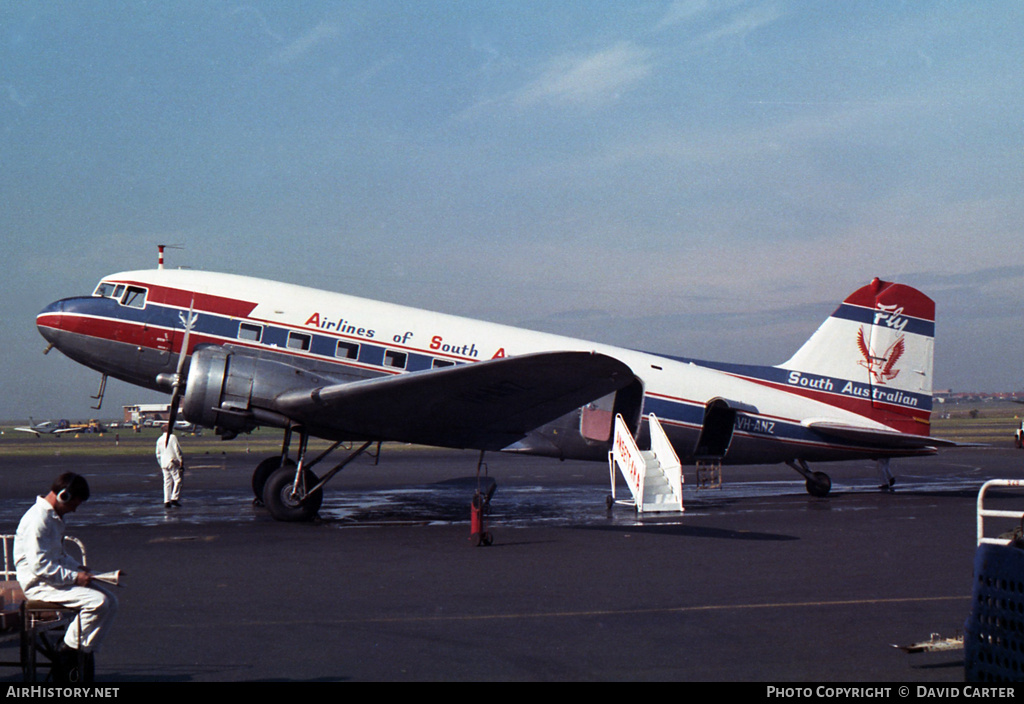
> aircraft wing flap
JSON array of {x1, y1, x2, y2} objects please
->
[
  {"x1": 805, "y1": 420, "x2": 960, "y2": 449},
  {"x1": 275, "y1": 351, "x2": 636, "y2": 450}
]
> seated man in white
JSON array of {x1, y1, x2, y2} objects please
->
[{"x1": 14, "y1": 472, "x2": 118, "y2": 680}]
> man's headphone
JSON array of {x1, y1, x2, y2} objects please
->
[{"x1": 56, "y1": 474, "x2": 78, "y2": 503}]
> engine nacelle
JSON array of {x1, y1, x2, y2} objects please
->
[{"x1": 181, "y1": 345, "x2": 329, "y2": 437}]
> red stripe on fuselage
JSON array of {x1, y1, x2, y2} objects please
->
[
  {"x1": 41, "y1": 312, "x2": 403, "y2": 380},
  {"x1": 641, "y1": 399, "x2": 935, "y2": 459},
  {"x1": 103, "y1": 279, "x2": 258, "y2": 318},
  {"x1": 42, "y1": 313, "x2": 184, "y2": 353},
  {"x1": 642, "y1": 372, "x2": 930, "y2": 437},
  {"x1": 727, "y1": 374, "x2": 931, "y2": 435}
]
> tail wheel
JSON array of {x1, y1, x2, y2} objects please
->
[
  {"x1": 806, "y1": 471, "x2": 832, "y2": 498},
  {"x1": 263, "y1": 465, "x2": 323, "y2": 522}
]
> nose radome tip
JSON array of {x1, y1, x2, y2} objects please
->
[{"x1": 36, "y1": 300, "x2": 64, "y2": 343}]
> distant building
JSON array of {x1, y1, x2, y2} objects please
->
[
  {"x1": 933, "y1": 391, "x2": 1024, "y2": 404},
  {"x1": 123, "y1": 404, "x2": 170, "y2": 426}
]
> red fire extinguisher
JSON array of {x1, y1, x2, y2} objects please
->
[{"x1": 470, "y1": 483, "x2": 496, "y2": 547}]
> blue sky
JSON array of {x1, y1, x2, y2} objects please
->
[{"x1": 2, "y1": 1, "x2": 1022, "y2": 420}]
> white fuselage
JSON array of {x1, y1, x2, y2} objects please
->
[{"x1": 37, "y1": 269, "x2": 931, "y2": 465}]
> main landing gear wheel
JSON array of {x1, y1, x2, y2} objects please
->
[
  {"x1": 263, "y1": 465, "x2": 323, "y2": 522},
  {"x1": 787, "y1": 459, "x2": 832, "y2": 498},
  {"x1": 252, "y1": 456, "x2": 296, "y2": 505},
  {"x1": 806, "y1": 471, "x2": 832, "y2": 498}
]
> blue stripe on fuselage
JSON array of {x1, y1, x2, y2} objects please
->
[
  {"x1": 64, "y1": 297, "x2": 909, "y2": 460},
  {"x1": 65, "y1": 297, "x2": 461, "y2": 376}
]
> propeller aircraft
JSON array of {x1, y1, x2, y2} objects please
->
[{"x1": 34, "y1": 260, "x2": 951, "y2": 521}]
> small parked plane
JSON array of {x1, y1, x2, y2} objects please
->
[
  {"x1": 150, "y1": 419, "x2": 200, "y2": 433},
  {"x1": 13, "y1": 418, "x2": 105, "y2": 437},
  {"x1": 14, "y1": 418, "x2": 72, "y2": 437},
  {"x1": 35, "y1": 263, "x2": 951, "y2": 520}
]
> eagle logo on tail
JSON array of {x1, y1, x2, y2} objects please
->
[{"x1": 856, "y1": 327, "x2": 904, "y2": 384}]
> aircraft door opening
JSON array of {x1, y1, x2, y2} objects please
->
[
  {"x1": 579, "y1": 379, "x2": 644, "y2": 444},
  {"x1": 580, "y1": 393, "x2": 615, "y2": 442},
  {"x1": 694, "y1": 398, "x2": 736, "y2": 459}
]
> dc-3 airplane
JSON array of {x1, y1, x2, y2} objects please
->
[{"x1": 35, "y1": 263, "x2": 952, "y2": 521}]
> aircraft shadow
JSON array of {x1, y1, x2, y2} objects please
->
[{"x1": 578, "y1": 522, "x2": 799, "y2": 541}]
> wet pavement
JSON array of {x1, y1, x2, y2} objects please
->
[{"x1": 0, "y1": 445, "x2": 1020, "y2": 681}]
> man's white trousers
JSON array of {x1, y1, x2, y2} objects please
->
[
  {"x1": 24, "y1": 581, "x2": 118, "y2": 653},
  {"x1": 162, "y1": 467, "x2": 183, "y2": 503}
]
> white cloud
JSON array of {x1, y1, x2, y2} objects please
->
[
  {"x1": 656, "y1": 0, "x2": 713, "y2": 30},
  {"x1": 270, "y1": 21, "x2": 342, "y2": 65},
  {"x1": 466, "y1": 41, "x2": 654, "y2": 116},
  {"x1": 655, "y1": 0, "x2": 785, "y2": 46},
  {"x1": 697, "y1": 3, "x2": 785, "y2": 45},
  {"x1": 229, "y1": 5, "x2": 285, "y2": 46}
]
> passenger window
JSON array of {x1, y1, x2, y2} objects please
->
[
  {"x1": 432, "y1": 359, "x2": 455, "y2": 369},
  {"x1": 336, "y1": 341, "x2": 360, "y2": 359},
  {"x1": 121, "y1": 286, "x2": 147, "y2": 309},
  {"x1": 384, "y1": 350, "x2": 407, "y2": 369},
  {"x1": 238, "y1": 323, "x2": 263, "y2": 342},
  {"x1": 287, "y1": 332, "x2": 312, "y2": 351}
]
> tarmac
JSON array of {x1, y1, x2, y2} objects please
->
[{"x1": 1, "y1": 442, "x2": 1022, "y2": 682}]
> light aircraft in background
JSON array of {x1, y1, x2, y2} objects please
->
[
  {"x1": 149, "y1": 418, "x2": 200, "y2": 433},
  {"x1": 13, "y1": 418, "x2": 105, "y2": 437},
  {"x1": 35, "y1": 263, "x2": 953, "y2": 520},
  {"x1": 14, "y1": 418, "x2": 72, "y2": 437}
]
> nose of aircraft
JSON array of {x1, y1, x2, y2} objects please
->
[{"x1": 36, "y1": 299, "x2": 65, "y2": 346}]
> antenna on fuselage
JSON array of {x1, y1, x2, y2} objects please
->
[{"x1": 157, "y1": 243, "x2": 184, "y2": 269}]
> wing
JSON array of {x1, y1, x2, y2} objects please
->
[
  {"x1": 805, "y1": 420, "x2": 961, "y2": 449},
  {"x1": 276, "y1": 351, "x2": 636, "y2": 451}
]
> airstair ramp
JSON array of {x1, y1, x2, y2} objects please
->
[{"x1": 608, "y1": 414, "x2": 683, "y2": 513}]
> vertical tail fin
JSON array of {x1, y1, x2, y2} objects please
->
[{"x1": 777, "y1": 278, "x2": 935, "y2": 435}]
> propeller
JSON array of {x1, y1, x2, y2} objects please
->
[{"x1": 166, "y1": 298, "x2": 195, "y2": 439}]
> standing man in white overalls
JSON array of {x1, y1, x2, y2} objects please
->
[{"x1": 155, "y1": 431, "x2": 184, "y2": 508}]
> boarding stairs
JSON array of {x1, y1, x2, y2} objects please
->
[{"x1": 608, "y1": 414, "x2": 683, "y2": 513}]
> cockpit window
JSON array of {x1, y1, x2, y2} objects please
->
[
  {"x1": 93, "y1": 282, "x2": 125, "y2": 299},
  {"x1": 121, "y1": 286, "x2": 148, "y2": 309}
]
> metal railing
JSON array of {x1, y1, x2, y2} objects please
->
[{"x1": 976, "y1": 479, "x2": 1024, "y2": 546}]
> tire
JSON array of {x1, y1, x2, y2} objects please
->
[
  {"x1": 806, "y1": 471, "x2": 832, "y2": 498},
  {"x1": 263, "y1": 465, "x2": 323, "y2": 522},
  {"x1": 252, "y1": 456, "x2": 296, "y2": 503}
]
